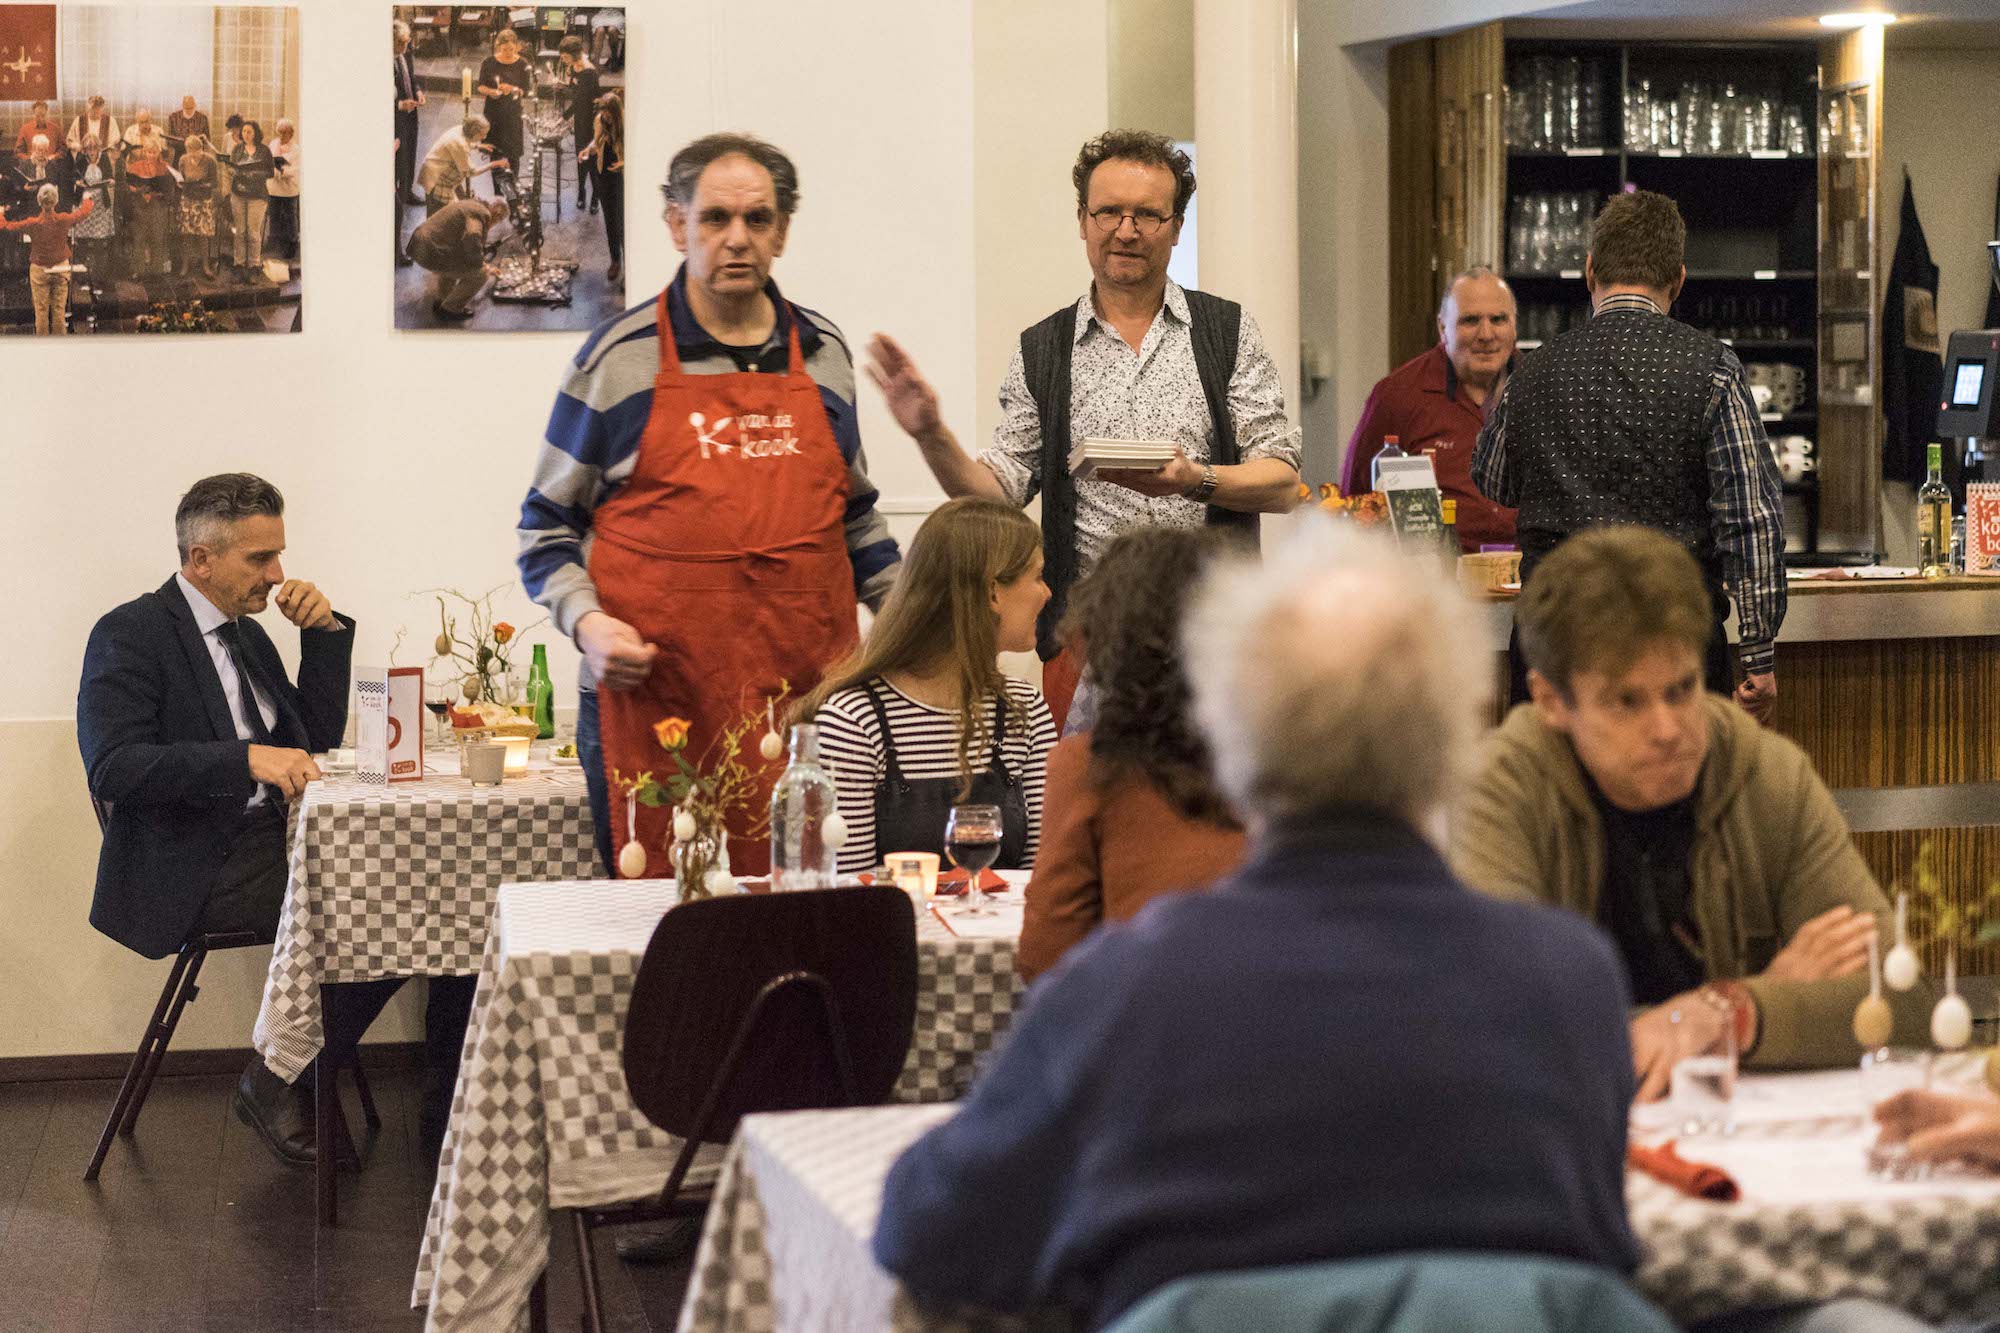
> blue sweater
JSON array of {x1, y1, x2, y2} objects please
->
[{"x1": 873, "y1": 816, "x2": 1640, "y2": 1329}]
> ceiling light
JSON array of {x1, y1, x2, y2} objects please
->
[{"x1": 1819, "y1": 12, "x2": 1898, "y2": 26}]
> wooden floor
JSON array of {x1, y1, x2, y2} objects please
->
[{"x1": 0, "y1": 1068, "x2": 693, "y2": 1332}]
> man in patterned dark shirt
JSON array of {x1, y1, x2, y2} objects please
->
[
  {"x1": 863, "y1": 130, "x2": 1302, "y2": 730},
  {"x1": 1472, "y1": 190, "x2": 1786, "y2": 722}
]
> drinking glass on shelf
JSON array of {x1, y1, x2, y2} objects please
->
[
  {"x1": 1861, "y1": 1047, "x2": 1934, "y2": 1178},
  {"x1": 943, "y1": 804, "x2": 1004, "y2": 917},
  {"x1": 426, "y1": 677, "x2": 455, "y2": 746},
  {"x1": 1669, "y1": 1014, "x2": 1737, "y2": 1136}
]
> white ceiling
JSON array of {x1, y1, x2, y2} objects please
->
[{"x1": 1511, "y1": 0, "x2": 2000, "y2": 46}]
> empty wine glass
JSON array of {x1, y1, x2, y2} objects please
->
[{"x1": 944, "y1": 804, "x2": 1004, "y2": 917}]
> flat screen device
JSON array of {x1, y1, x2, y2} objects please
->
[{"x1": 1952, "y1": 360, "x2": 1987, "y2": 409}]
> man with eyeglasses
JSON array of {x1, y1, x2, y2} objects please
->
[
  {"x1": 868, "y1": 129, "x2": 1302, "y2": 729},
  {"x1": 518, "y1": 132, "x2": 901, "y2": 904}
]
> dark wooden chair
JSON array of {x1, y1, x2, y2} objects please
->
[
  {"x1": 81, "y1": 795, "x2": 378, "y2": 1184},
  {"x1": 547, "y1": 884, "x2": 919, "y2": 1333}
]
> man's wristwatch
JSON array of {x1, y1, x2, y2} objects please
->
[{"x1": 1185, "y1": 464, "x2": 1219, "y2": 505}]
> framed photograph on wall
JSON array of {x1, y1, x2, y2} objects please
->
[
  {"x1": 393, "y1": 4, "x2": 625, "y2": 331},
  {"x1": 0, "y1": 3, "x2": 302, "y2": 335}
]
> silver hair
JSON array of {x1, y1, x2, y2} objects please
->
[
  {"x1": 1182, "y1": 516, "x2": 1487, "y2": 830},
  {"x1": 663, "y1": 132, "x2": 800, "y2": 217},
  {"x1": 391, "y1": 18, "x2": 410, "y2": 40},
  {"x1": 462, "y1": 115, "x2": 490, "y2": 139},
  {"x1": 29, "y1": 134, "x2": 49, "y2": 153},
  {"x1": 1438, "y1": 265, "x2": 1513, "y2": 321},
  {"x1": 174, "y1": 473, "x2": 284, "y2": 563},
  {"x1": 36, "y1": 184, "x2": 57, "y2": 209}
]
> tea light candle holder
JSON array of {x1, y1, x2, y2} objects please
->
[{"x1": 887, "y1": 851, "x2": 939, "y2": 905}]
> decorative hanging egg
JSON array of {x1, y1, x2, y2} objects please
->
[
  {"x1": 1884, "y1": 943, "x2": 1920, "y2": 992},
  {"x1": 434, "y1": 633, "x2": 453, "y2": 656},
  {"x1": 705, "y1": 866, "x2": 735, "y2": 896},
  {"x1": 822, "y1": 811, "x2": 849, "y2": 851},
  {"x1": 617, "y1": 840, "x2": 647, "y2": 880},
  {"x1": 672, "y1": 809, "x2": 698, "y2": 843},
  {"x1": 1932, "y1": 992, "x2": 1973, "y2": 1050},
  {"x1": 1852, "y1": 994, "x2": 1893, "y2": 1049},
  {"x1": 760, "y1": 730, "x2": 784, "y2": 762}
]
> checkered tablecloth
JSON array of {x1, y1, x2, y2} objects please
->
[
  {"x1": 252, "y1": 761, "x2": 597, "y2": 1082},
  {"x1": 411, "y1": 879, "x2": 1025, "y2": 1333},
  {"x1": 679, "y1": 1082, "x2": 2000, "y2": 1333}
]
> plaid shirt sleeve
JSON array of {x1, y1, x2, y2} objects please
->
[
  {"x1": 1470, "y1": 376, "x2": 1517, "y2": 507},
  {"x1": 1705, "y1": 349, "x2": 1788, "y2": 675}
]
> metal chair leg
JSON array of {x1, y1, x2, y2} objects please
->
[
  {"x1": 528, "y1": 1273, "x2": 549, "y2": 1333},
  {"x1": 83, "y1": 945, "x2": 195, "y2": 1181},
  {"x1": 572, "y1": 1210, "x2": 606, "y2": 1333},
  {"x1": 351, "y1": 1060, "x2": 382, "y2": 1131},
  {"x1": 119, "y1": 944, "x2": 211, "y2": 1136},
  {"x1": 315, "y1": 1059, "x2": 338, "y2": 1227}
]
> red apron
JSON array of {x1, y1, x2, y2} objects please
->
[{"x1": 589, "y1": 289, "x2": 858, "y2": 876}]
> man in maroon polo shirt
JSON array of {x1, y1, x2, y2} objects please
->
[{"x1": 1341, "y1": 267, "x2": 1519, "y2": 552}]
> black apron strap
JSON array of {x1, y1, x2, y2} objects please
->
[{"x1": 862, "y1": 679, "x2": 905, "y2": 789}]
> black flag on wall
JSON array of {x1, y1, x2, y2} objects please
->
[{"x1": 1882, "y1": 172, "x2": 1945, "y2": 489}]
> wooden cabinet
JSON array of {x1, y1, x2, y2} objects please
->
[{"x1": 1387, "y1": 24, "x2": 1887, "y2": 561}]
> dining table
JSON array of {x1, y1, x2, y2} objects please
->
[
  {"x1": 252, "y1": 747, "x2": 598, "y2": 1084},
  {"x1": 679, "y1": 1060, "x2": 2000, "y2": 1332},
  {"x1": 411, "y1": 874, "x2": 1029, "y2": 1332}
]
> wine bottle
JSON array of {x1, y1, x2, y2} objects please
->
[
  {"x1": 527, "y1": 643, "x2": 555, "y2": 739},
  {"x1": 1918, "y1": 442, "x2": 1952, "y2": 580}
]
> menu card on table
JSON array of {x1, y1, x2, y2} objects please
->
[
  {"x1": 355, "y1": 666, "x2": 425, "y2": 784},
  {"x1": 1377, "y1": 454, "x2": 1445, "y2": 551}
]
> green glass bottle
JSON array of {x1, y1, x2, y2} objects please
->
[
  {"x1": 1918, "y1": 442, "x2": 1952, "y2": 580},
  {"x1": 527, "y1": 643, "x2": 555, "y2": 739}
]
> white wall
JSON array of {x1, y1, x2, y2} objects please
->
[
  {"x1": 2, "y1": 0, "x2": 1106, "y2": 1061},
  {"x1": 1876, "y1": 46, "x2": 2000, "y2": 563}
]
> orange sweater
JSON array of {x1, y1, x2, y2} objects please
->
[
  {"x1": 1017, "y1": 733, "x2": 1246, "y2": 982},
  {"x1": 0, "y1": 196, "x2": 92, "y2": 267}
]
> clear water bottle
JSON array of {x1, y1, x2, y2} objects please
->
[
  {"x1": 1370, "y1": 434, "x2": 1405, "y2": 491},
  {"x1": 769, "y1": 723, "x2": 837, "y2": 892}
]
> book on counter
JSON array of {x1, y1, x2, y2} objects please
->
[
  {"x1": 1068, "y1": 436, "x2": 1179, "y2": 481},
  {"x1": 1376, "y1": 453, "x2": 1446, "y2": 551}
]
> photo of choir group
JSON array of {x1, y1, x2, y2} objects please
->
[
  {"x1": 392, "y1": 5, "x2": 625, "y2": 332},
  {"x1": 0, "y1": 4, "x2": 302, "y2": 335}
]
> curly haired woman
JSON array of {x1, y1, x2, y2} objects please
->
[{"x1": 1016, "y1": 526, "x2": 1247, "y2": 982}]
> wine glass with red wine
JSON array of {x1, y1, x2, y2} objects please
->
[
  {"x1": 944, "y1": 804, "x2": 1003, "y2": 916},
  {"x1": 426, "y1": 677, "x2": 454, "y2": 747}
]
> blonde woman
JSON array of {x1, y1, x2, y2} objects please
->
[
  {"x1": 267, "y1": 119, "x2": 300, "y2": 262},
  {"x1": 797, "y1": 497, "x2": 1057, "y2": 876}
]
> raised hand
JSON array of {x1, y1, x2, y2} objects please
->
[{"x1": 865, "y1": 333, "x2": 944, "y2": 443}]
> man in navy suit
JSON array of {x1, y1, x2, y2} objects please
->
[{"x1": 78, "y1": 474, "x2": 358, "y2": 1167}]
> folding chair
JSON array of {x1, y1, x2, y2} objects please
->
[
  {"x1": 548, "y1": 884, "x2": 918, "y2": 1333},
  {"x1": 81, "y1": 796, "x2": 378, "y2": 1183}
]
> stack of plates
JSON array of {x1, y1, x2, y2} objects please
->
[{"x1": 1068, "y1": 437, "x2": 1179, "y2": 480}]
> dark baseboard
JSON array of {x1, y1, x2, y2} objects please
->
[{"x1": 0, "y1": 1041, "x2": 425, "y2": 1085}]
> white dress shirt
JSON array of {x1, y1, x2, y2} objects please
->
[{"x1": 177, "y1": 573, "x2": 279, "y2": 806}]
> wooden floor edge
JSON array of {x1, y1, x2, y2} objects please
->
[{"x1": 0, "y1": 1040, "x2": 425, "y2": 1084}]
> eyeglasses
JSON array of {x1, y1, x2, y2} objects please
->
[{"x1": 1086, "y1": 206, "x2": 1174, "y2": 237}]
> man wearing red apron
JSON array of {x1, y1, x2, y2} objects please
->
[{"x1": 518, "y1": 133, "x2": 902, "y2": 877}]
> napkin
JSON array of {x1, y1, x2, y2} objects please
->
[
  {"x1": 1626, "y1": 1141, "x2": 1740, "y2": 1202},
  {"x1": 855, "y1": 869, "x2": 1009, "y2": 894},
  {"x1": 932, "y1": 868, "x2": 1008, "y2": 896}
]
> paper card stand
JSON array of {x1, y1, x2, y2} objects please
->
[
  {"x1": 355, "y1": 667, "x2": 425, "y2": 784},
  {"x1": 1377, "y1": 454, "x2": 1446, "y2": 550},
  {"x1": 1967, "y1": 484, "x2": 2000, "y2": 575}
]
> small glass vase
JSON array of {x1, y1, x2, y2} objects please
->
[{"x1": 672, "y1": 812, "x2": 732, "y2": 903}]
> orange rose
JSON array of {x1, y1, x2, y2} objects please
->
[
  {"x1": 653, "y1": 716, "x2": 693, "y2": 750},
  {"x1": 493, "y1": 622, "x2": 516, "y2": 644}
]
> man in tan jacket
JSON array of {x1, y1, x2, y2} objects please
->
[{"x1": 1451, "y1": 526, "x2": 1929, "y2": 1098}]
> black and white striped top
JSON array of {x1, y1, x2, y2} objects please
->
[{"x1": 814, "y1": 676, "x2": 1056, "y2": 875}]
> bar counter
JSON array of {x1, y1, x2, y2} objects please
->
[{"x1": 1474, "y1": 575, "x2": 2000, "y2": 973}]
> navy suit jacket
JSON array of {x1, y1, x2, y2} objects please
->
[
  {"x1": 77, "y1": 576, "x2": 353, "y2": 958},
  {"x1": 873, "y1": 816, "x2": 1640, "y2": 1330}
]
